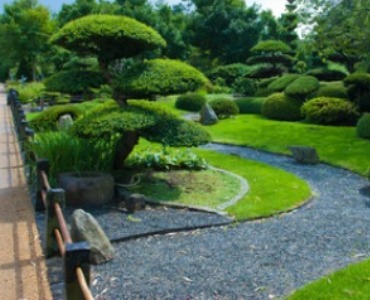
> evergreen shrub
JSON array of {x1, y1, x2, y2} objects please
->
[
  {"x1": 208, "y1": 64, "x2": 251, "y2": 86},
  {"x1": 234, "y1": 97, "x2": 265, "y2": 114},
  {"x1": 301, "y1": 97, "x2": 359, "y2": 125},
  {"x1": 232, "y1": 78, "x2": 257, "y2": 96},
  {"x1": 356, "y1": 113, "x2": 370, "y2": 139},
  {"x1": 306, "y1": 68, "x2": 347, "y2": 81},
  {"x1": 314, "y1": 85, "x2": 348, "y2": 99},
  {"x1": 344, "y1": 73, "x2": 370, "y2": 112},
  {"x1": 285, "y1": 75, "x2": 320, "y2": 100},
  {"x1": 175, "y1": 93, "x2": 207, "y2": 112},
  {"x1": 268, "y1": 74, "x2": 300, "y2": 92},
  {"x1": 262, "y1": 93, "x2": 302, "y2": 121},
  {"x1": 210, "y1": 98, "x2": 239, "y2": 118}
]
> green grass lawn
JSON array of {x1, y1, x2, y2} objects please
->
[
  {"x1": 205, "y1": 114, "x2": 370, "y2": 176},
  {"x1": 287, "y1": 259, "x2": 370, "y2": 299}
]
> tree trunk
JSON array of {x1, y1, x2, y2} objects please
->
[{"x1": 113, "y1": 131, "x2": 139, "y2": 170}]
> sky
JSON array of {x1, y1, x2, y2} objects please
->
[{"x1": 0, "y1": 0, "x2": 287, "y2": 16}]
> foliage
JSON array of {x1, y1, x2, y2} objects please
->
[
  {"x1": 44, "y1": 70, "x2": 106, "y2": 94},
  {"x1": 30, "y1": 131, "x2": 115, "y2": 180},
  {"x1": 262, "y1": 93, "x2": 302, "y2": 121},
  {"x1": 305, "y1": 68, "x2": 347, "y2": 81},
  {"x1": 30, "y1": 102, "x2": 99, "y2": 131},
  {"x1": 278, "y1": 0, "x2": 299, "y2": 54},
  {"x1": 284, "y1": 75, "x2": 320, "y2": 100},
  {"x1": 8, "y1": 82, "x2": 45, "y2": 104},
  {"x1": 301, "y1": 97, "x2": 359, "y2": 125},
  {"x1": 208, "y1": 64, "x2": 252, "y2": 86},
  {"x1": 268, "y1": 74, "x2": 300, "y2": 92},
  {"x1": 313, "y1": 84, "x2": 348, "y2": 99},
  {"x1": 50, "y1": 14, "x2": 166, "y2": 64},
  {"x1": 205, "y1": 114, "x2": 370, "y2": 176},
  {"x1": 357, "y1": 114, "x2": 370, "y2": 139},
  {"x1": 115, "y1": 59, "x2": 209, "y2": 99},
  {"x1": 210, "y1": 98, "x2": 239, "y2": 119},
  {"x1": 344, "y1": 73, "x2": 370, "y2": 112},
  {"x1": 247, "y1": 65, "x2": 286, "y2": 79},
  {"x1": 175, "y1": 93, "x2": 207, "y2": 112},
  {"x1": 232, "y1": 78, "x2": 257, "y2": 96},
  {"x1": 234, "y1": 97, "x2": 265, "y2": 114},
  {"x1": 251, "y1": 40, "x2": 291, "y2": 53},
  {"x1": 125, "y1": 147, "x2": 208, "y2": 170}
]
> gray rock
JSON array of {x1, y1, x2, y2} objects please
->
[
  {"x1": 126, "y1": 193, "x2": 147, "y2": 213},
  {"x1": 200, "y1": 103, "x2": 218, "y2": 125},
  {"x1": 71, "y1": 209, "x2": 114, "y2": 264},
  {"x1": 58, "y1": 114, "x2": 74, "y2": 131},
  {"x1": 289, "y1": 146, "x2": 319, "y2": 164}
]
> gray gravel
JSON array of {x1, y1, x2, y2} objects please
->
[{"x1": 88, "y1": 143, "x2": 370, "y2": 299}]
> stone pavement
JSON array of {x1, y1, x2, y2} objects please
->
[{"x1": 0, "y1": 84, "x2": 52, "y2": 299}]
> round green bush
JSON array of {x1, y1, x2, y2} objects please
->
[
  {"x1": 44, "y1": 70, "x2": 106, "y2": 94},
  {"x1": 234, "y1": 97, "x2": 265, "y2": 114},
  {"x1": 268, "y1": 74, "x2": 300, "y2": 92},
  {"x1": 30, "y1": 104, "x2": 85, "y2": 131},
  {"x1": 314, "y1": 85, "x2": 348, "y2": 99},
  {"x1": 210, "y1": 98, "x2": 239, "y2": 118},
  {"x1": 175, "y1": 93, "x2": 207, "y2": 112},
  {"x1": 285, "y1": 75, "x2": 320, "y2": 101},
  {"x1": 344, "y1": 73, "x2": 370, "y2": 112},
  {"x1": 232, "y1": 78, "x2": 257, "y2": 96},
  {"x1": 261, "y1": 93, "x2": 302, "y2": 121},
  {"x1": 306, "y1": 68, "x2": 347, "y2": 81},
  {"x1": 357, "y1": 113, "x2": 370, "y2": 139},
  {"x1": 301, "y1": 97, "x2": 359, "y2": 125}
]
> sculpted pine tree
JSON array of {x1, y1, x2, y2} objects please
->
[{"x1": 51, "y1": 15, "x2": 210, "y2": 169}]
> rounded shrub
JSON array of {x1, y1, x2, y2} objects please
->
[
  {"x1": 356, "y1": 113, "x2": 370, "y2": 139},
  {"x1": 314, "y1": 85, "x2": 348, "y2": 99},
  {"x1": 285, "y1": 75, "x2": 320, "y2": 101},
  {"x1": 232, "y1": 78, "x2": 257, "y2": 96},
  {"x1": 343, "y1": 73, "x2": 370, "y2": 112},
  {"x1": 30, "y1": 104, "x2": 85, "y2": 131},
  {"x1": 306, "y1": 68, "x2": 347, "y2": 81},
  {"x1": 210, "y1": 98, "x2": 239, "y2": 118},
  {"x1": 301, "y1": 97, "x2": 359, "y2": 125},
  {"x1": 44, "y1": 70, "x2": 106, "y2": 94},
  {"x1": 234, "y1": 97, "x2": 265, "y2": 114},
  {"x1": 261, "y1": 93, "x2": 302, "y2": 121},
  {"x1": 268, "y1": 74, "x2": 300, "y2": 92},
  {"x1": 208, "y1": 63, "x2": 251, "y2": 86},
  {"x1": 175, "y1": 93, "x2": 207, "y2": 112}
]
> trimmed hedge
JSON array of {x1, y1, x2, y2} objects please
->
[
  {"x1": 44, "y1": 70, "x2": 106, "y2": 94},
  {"x1": 30, "y1": 104, "x2": 85, "y2": 131},
  {"x1": 234, "y1": 97, "x2": 265, "y2": 114},
  {"x1": 344, "y1": 73, "x2": 370, "y2": 112},
  {"x1": 357, "y1": 113, "x2": 370, "y2": 139},
  {"x1": 268, "y1": 74, "x2": 300, "y2": 92},
  {"x1": 301, "y1": 97, "x2": 359, "y2": 125},
  {"x1": 115, "y1": 59, "x2": 209, "y2": 99},
  {"x1": 232, "y1": 78, "x2": 257, "y2": 96},
  {"x1": 210, "y1": 98, "x2": 239, "y2": 118},
  {"x1": 314, "y1": 85, "x2": 348, "y2": 99},
  {"x1": 175, "y1": 93, "x2": 207, "y2": 112},
  {"x1": 285, "y1": 75, "x2": 320, "y2": 101},
  {"x1": 306, "y1": 68, "x2": 347, "y2": 81},
  {"x1": 262, "y1": 93, "x2": 302, "y2": 121}
]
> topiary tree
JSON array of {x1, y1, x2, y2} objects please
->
[
  {"x1": 50, "y1": 14, "x2": 210, "y2": 169},
  {"x1": 284, "y1": 75, "x2": 320, "y2": 101},
  {"x1": 247, "y1": 40, "x2": 295, "y2": 78}
]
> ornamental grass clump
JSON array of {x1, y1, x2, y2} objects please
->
[{"x1": 301, "y1": 97, "x2": 359, "y2": 125}]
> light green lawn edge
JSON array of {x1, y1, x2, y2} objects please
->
[
  {"x1": 204, "y1": 114, "x2": 370, "y2": 176},
  {"x1": 287, "y1": 259, "x2": 370, "y2": 300},
  {"x1": 194, "y1": 149, "x2": 312, "y2": 220}
]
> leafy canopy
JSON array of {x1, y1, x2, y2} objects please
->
[{"x1": 50, "y1": 14, "x2": 166, "y2": 62}]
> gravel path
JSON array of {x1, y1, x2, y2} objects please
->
[{"x1": 88, "y1": 143, "x2": 370, "y2": 299}]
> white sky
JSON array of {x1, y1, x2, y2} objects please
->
[{"x1": 0, "y1": 0, "x2": 287, "y2": 16}]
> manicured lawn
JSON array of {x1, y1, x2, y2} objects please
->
[
  {"x1": 205, "y1": 114, "x2": 370, "y2": 176},
  {"x1": 195, "y1": 149, "x2": 311, "y2": 220},
  {"x1": 287, "y1": 259, "x2": 370, "y2": 300}
]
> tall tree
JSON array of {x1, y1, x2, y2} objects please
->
[
  {"x1": 279, "y1": 0, "x2": 299, "y2": 54},
  {"x1": 0, "y1": 0, "x2": 54, "y2": 80}
]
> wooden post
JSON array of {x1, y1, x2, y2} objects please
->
[
  {"x1": 35, "y1": 159, "x2": 49, "y2": 211},
  {"x1": 64, "y1": 242, "x2": 91, "y2": 300},
  {"x1": 45, "y1": 188, "x2": 65, "y2": 257}
]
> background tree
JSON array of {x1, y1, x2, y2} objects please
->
[
  {"x1": 0, "y1": 0, "x2": 54, "y2": 80},
  {"x1": 278, "y1": 0, "x2": 299, "y2": 55}
]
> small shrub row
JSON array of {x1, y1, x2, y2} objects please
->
[
  {"x1": 175, "y1": 93, "x2": 206, "y2": 112},
  {"x1": 234, "y1": 97, "x2": 265, "y2": 114}
]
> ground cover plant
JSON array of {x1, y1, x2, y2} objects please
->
[
  {"x1": 287, "y1": 258, "x2": 370, "y2": 299},
  {"x1": 204, "y1": 114, "x2": 370, "y2": 176}
]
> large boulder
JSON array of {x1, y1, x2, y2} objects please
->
[
  {"x1": 289, "y1": 146, "x2": 319, "y2": 164},
  {"x1": 71, "y1": 209, "x2": 114, "y2": 264},
  {"x1": 200, "y1": 103, "x2": 218, "y2": 125}
]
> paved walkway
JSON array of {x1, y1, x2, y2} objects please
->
[{"x1": 0, "y1": 85, "x2": 52, "y2": 299}]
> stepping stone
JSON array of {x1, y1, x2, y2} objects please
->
[{"x1": 289, "y1": 146, "x2": 319, "y2": 164}]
